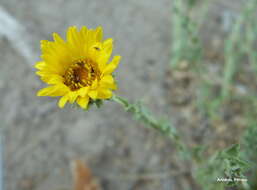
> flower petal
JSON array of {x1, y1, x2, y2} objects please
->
[
  {"x1": 103, "y1": 38, "x2": 113, "y2": 56},
  {"x1": 53, "y1": 32, "x2": 65, "y2": 44},
  {"x1": 47, "y1": 75, "x2": 64, "y2": 84},
  {"x1": 101, "y1": 75, "x2": 114, "y2": 84},
  {"x1": 68, "y1": 91, "x2": 79, "y2": 103},
  {"x1": 88, "y1": 90, "x2": 98, "y2": 99},
  {"x1": 100, "y1": 75, "x2": 117, "y2": 89},
  {"x1": 35, "y1": 61, "x2": 46, "y2": 70},
  {"x1": 95, "y1": 26, "x2": 103, "y2": 42},
  {"x1": 78, "y1": 87, "x2": 89, "y2": 97},
  {"x1": 100, "y1": 82, "x2": 117, "y2": 90},
  {"x1": 77, "y1": 96, "x2": 89, "y2": 109},
  {"x1": 66, "y1": 26, "x2": 79, "y2": 45},
  {"x1": 97, "y1": 89, "x2": 112, "y2": 99},
  {"x1": 91, "y1": 80, "x2": 98, "y2": 90},
  {"x1": 37, "y1": 85, "x2": 69, "y2": 97},
  {"x1": 102, "y1": 56, "x2": 121, "y2": 75},
  {"x1": 58, "y1": 95, "x2": 69, "y2": 108}
]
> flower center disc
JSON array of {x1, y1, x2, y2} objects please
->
[{"x1": 64, "y1": 59, "x2": 100, "y2": 91}]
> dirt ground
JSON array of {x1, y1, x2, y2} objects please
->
[{"x1": 0, "y1": 0, "x2": 245, "y2": 190}]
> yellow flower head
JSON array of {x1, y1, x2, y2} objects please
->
[{"x1": 35, "y1": 26, "x2": 121, "y2": 109}]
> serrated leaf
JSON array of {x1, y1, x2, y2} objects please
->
[{"x1": 225, "y1": 144, "x2": 240, "y2": 157}]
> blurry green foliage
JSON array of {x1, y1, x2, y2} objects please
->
[
  {"x1": 241, "y1": 118, "x2": 257, "y2": 189},
  {"x1": 112, "y1": 95, "x2": 191, "y2": 160},
  {"x1": 196, "y1": 144, "x2": 250, "y2": 190},
  {"x1": 113, "y1": 0, "x2": 257, "y2": 189},
  {"x1": 222, "y1": 0, "x2": 257, "y2": 100},
  {"x1": 170, "y1": 0, "x2": 257, "y2": 189},
  {"x1": 171, "y1": 0, "x2": 203, "y2": 68}
]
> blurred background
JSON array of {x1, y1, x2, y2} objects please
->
[{"x1": 0, "y1": 0, "x2": 257, "y2": 190}]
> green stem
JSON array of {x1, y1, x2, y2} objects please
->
[{"x1": 112, "y1": 94, "x2": 190, "y2": 160}]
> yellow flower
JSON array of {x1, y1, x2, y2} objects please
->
[{"x1": 35, "y1": 26, "x2": 121, "y2": 109}]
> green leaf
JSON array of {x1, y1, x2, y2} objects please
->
[
  {"x1": 95, "y1": 99, "x2": 103, "y2": 108},
  {"x1": 224, "y1": 144, "x2": 240, "y2": 157}
]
